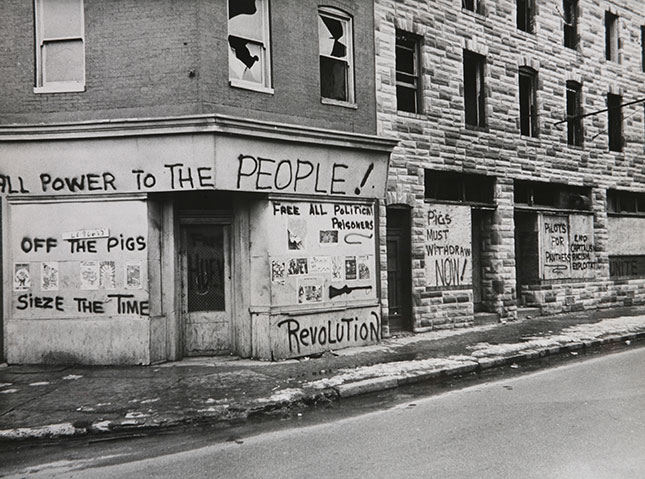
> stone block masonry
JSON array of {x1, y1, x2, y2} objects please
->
[{"x1": 376, "y1": 0, "x2": 645, "y2": 333}]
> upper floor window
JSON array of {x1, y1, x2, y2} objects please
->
[
  {"x1": 396, "y1": 31, "x2": 421, "y2": 114},
  {"x1": 228, "y1": 0, "x2": 272, "y2": 92},
  {"x1": 641, "y1": 26, "x2": 645, "y2": 72},
  {"x1": 318, "y1": 7, "x2": 354, "y2": 104},
  {"x1": 462, "y1": 0, "x2": 483, "y2": 15},
  {"x1": 463, "y1": 50, "x2": 486, "y2": 128},
  {"x1": 517, "y1": 0, "x2": 535, "y2": 33},
  {"x1": 605, "y1": 11, "x2": 619, "y2": 62},
  {"x1": 607, "y1": 93, "x2": 623, "y2": 152},
  {"x1": 34, "y1": 0, "x2": 85, "y2": 93},
  {"x1": 566, "y1": 81, "x2": 583, "y2": 146},
  {"x1": 563, "y1": 0, "x2": 578, "y2": 49},
  {"x1": 519, "y1": 67, "x2": 538, "y2": 137}
]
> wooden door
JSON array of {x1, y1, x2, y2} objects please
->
[
  {"x1": 181, "y1": 224, "x2": 231, "y2": 356},
  {"x1": 386, "y1": 207, "x2": 412, "y2": 332}
]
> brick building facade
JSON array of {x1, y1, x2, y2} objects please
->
[
  {"x1": 0, "y1": 0, "x2": 395, "y2": 364},
  {"x1": 375, "y1": 0, "x2": 645, "y2": 334}
]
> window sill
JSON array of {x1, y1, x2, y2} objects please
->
[
  {"x1": 229, "y1": 79, "x2": 274, "y2": 95},
  {"x1": 321, "y1": 98, "x2": 358, "y2": 109},
  {"x1": 461, "y1": 8, "x2": 486, "y2": 19},
  {"x1": 397, "y1": 110, "x2": 427, "y2": 119},
  {"x1": 607, "y1": 212, "x2": 645, "y2": 218},
  {"x1": 514, "y1": 205, "x2": 593, "y2": 215},
  {"x1": 464, "y1": 124, "x2": 489, "y2": 133},
  {"x1": 34, "y1": 83, "x2": 85, "y2": 94}
]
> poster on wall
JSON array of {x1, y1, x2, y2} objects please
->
[
  {"x1": 99, "y1": 261, "x2": 117, "y2": 289},
  {"x1": 268, "y1": 200, "x2": 377, "y2": 306},
  {"x1": 424, "y1": 204, "x2": 472, "y2": 288},
  {"x1": 271, "y1": 258, "x2": 286, "y2": 284},
  {"x1": 125, "y1": 261, "x2": 143, "y2": 289},
  {"x1": 80, "y1": 261, "x2": 99, "y2": 290},
  {"x1": 13, "y1": 263, "x2": 31, "y2": 291},
  {"x1": 41, "y1": 262, "x2": 60, "y2": 291},
  {"x1": 540, "y1": 213, "x2": 595, "y2": 280}
]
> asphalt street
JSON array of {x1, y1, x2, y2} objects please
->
[{"x1": 4, "y1": 346, "x2": 645, "y2": 478}]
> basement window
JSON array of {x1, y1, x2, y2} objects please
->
[
  {"x1": 319, "y1": 7, "x2": 354, "y2": 104},
  {"x1": 227, "y1": 0, "x2": 272, "y2": 92},
  {"x1": 607, "y1": 93, "x2": 623, "y2": 152},
  {"x1": 519, "y1": 67, "x2": 538, "y2": 137},
  {"x1": 563, "y1": 0, "x2": 578, "y2": 49},
  {"x1": 396, "y1": 31, "x2": 421, "y2": 114},
  {"x1": 605, "y1": 11, "x2": 619, "y2": 62},
  {"x1": 425, "y1": 170, "x2": 495, "y2": 205},
  {"x1": 34, "y1": 0, "x2": 85, "y2": 93},
  {"x1": 566, "y1": 81, "x2": 583, "y2": 147},
  {"x1": 463, "y1": 51, "x2": 486, "y2": 128},
  {"x1": 514, "y1": 180, "x2": 591, "y2": 211}
]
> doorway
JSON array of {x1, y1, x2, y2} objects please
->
[
  {"x1": 180, "y1": 222, "x2": 232, "y2": 356},
  {"x1": 386, "y1": 206, "x2": 412, "y2": 332}
]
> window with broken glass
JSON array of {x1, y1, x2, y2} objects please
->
[
  {"x1": 563, "y1": 0, "x2": 577, "y2": 49},
  {"x1": 605, "y1": 11, "x2": 619, "y2": 62},
  {"x1": 396, "y1": 31, "x2": 421, "y2": 114},
  {"x1": 519, "y1": 67, "x2": 538, "y2": 137},
  {"x1": 462, "y1": 0, "x2": 483, "y2": 15},
  {"x1": 227, "y1": 0, "x2": 272, "y2": 91},
  {"x1": 514, "y1": 181, "x2": 591, "y2": 211},
  {"x1": 566, "y1": 81, "x2": 583, "y2": 146},
  {"x1": 607, "y1": 93, "x2": 623, "y2": 152},
  {"x1": 463, "y1": 50, "x2": 486, "y2": 128},
  {"x1": 319, "y1": 7, "x2": 354, "y2": 103}
]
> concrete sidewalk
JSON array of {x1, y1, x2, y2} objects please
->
[{"x1": 2, "y1": 306, "x2": 645, "y2": 442}]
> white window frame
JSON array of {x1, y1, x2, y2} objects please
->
[
  {"x1": 34, "y1": 0, "x2": 86, "y2": 94},
  {"x1": 318, "y1": 7, "x2": 355, "y2": 106},
  {"x1": 227, "y1": 0, "x2": 273, "y2": 94}
]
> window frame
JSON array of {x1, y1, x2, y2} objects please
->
[
  {"x1": 318, "y1": 7, "x2": 355, "y2": 106},
  {"x1": 563, "y1": 0, "x2": 578, "y2": 49},
  {"x1": 463, "y1": 50, "x2": 486, "y2": 128},
  {"x1": 605, "y1": 11, "x2": 619, "y2": 62},
  {"x1": 517, "y1": 0, "x2": 535, "y2": 33},
  {"x1": 514, "y1": 180, "x2": 592, "y2": 212},
  {"x1": 424, "y1": 170, "x2": 495, "y2": 207},
  {"x1": 607, "y1": 93, "x2": 623, "y2": 152},
  {"x1": 227, "y1": 0, "x2": 273, "y2": 94},
  {"x1": 462, "y1": 0, "x2": 483, "y2": 15},
  {"x1": 395, "y1": 30, "x2": 421, "y2": 114},
  {"x1": 566, "y1": 81, "x2": 583, "y2": 147},
  {"x1": 519, "y1": 67, "x2": 538, "y2": 138},
  {"x1": 33, "y1": 0, "x2": 86, "y2": 94}
]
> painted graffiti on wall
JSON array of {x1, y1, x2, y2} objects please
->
[
  {"x1": 540, "y1": 214, "x2": 596, "y2": 280},
  {"x1": 276, "y1": 310, "x2": 380, "y2": 356},
  {"x1": 424, "y1": 204, "x2": 472, "y2": 288},
  {"x1": 11, "y1": 201, "x2": 149, "y2": 319}
]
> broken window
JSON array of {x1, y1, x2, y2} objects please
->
[
  {"x1": 517, "y1": 0, "x2": 534, "y2": 33},
  {"x1": 566, "y1": 81, "x2": 583, "y2": 146},
  {"x1": 228, "y1": 0, "x2": 272, "y2": 90},
  {"x1": 424, "y1": 170, "x2": 495, "y2": 205},
  {"x1": 607, "y1": 93, "x2": 622, "y2": 152},
  {"x1": 463, "y1": 51, "x2": 486, "y2": 128},
  {"x1": 319, "y1": 7, "x2": 354, "y2": 103},
  {"x1": 396, "y1": 31, "x2": 421, "y2": 114},
  {"x1": 563, "y1": 0, "x2": 577, "y2": 49},
  {"x1": 462, "y1": 0, "x2": 483, "y2": 14},
  {"x1": 519, "y1": 67, "x2": 538, "y2": 137},
  {"x1": 514, "y1": 181, "x2": 591, "y2": 211},
  {"x1": 605, "y1": 11, "x2": 619, "y2": 62},
  {"x1": 34, "y1": 0, "x2": 85, "y2": 93}
]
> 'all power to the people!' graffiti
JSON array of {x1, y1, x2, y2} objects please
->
[
  {"x1": 425, "y1": 204, "x2": 472, "y2": 288},
  {"x1": 0, "y1": 134, "x2": 389, "y2": 199}
]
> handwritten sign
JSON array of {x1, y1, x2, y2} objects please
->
[
  {"x1": 540, "y1": 213, "x2": 595, "y2": 280},
  {"x1": 425, "y1": 204, "x2": 472, "y2": 287}
]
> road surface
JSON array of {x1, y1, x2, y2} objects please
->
[{"x1": 3, "y1": 346, "x2": 645, "y2": 478}]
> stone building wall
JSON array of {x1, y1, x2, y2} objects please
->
[{"x1": 375, "y1": 0, "x2": 645, "y2": 332}]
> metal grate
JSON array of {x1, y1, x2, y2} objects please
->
[{"x1": 186, "y1": 226, "x2": 225, "y2": 312}]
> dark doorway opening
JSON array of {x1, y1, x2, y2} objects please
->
[{"x1": 386, "y1": 206, "x2": 412, "y2": 332}]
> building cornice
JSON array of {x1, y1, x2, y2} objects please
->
[{"x1": 0, "y1": 114, "x2": 398, "y2": 152}]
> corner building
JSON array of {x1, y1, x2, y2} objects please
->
[
  {"x1": 375, "y1": 0, "x2": 645, "y2": 334},
  {"x1": 0, "y1": 0, "x2": 395, "y2": 364}
]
